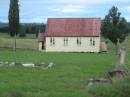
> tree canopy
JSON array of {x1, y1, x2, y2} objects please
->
[
  {"x1": 101, "y1": 6, "x2": 129, "y2": 48},
  {"x1": 8, "y1": 0, "x2": 19, "y2": 37}
]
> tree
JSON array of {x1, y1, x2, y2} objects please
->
[
  {"x1": 8, "y1": 0, "x2": 20, "y2": 51},
  {"x1": 101, "y1": 6, "x2": 129, "y2": 53}
]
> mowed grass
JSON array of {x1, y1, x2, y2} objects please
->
[
  {"x1": 0, "y1": 51, "x2": 130, "y2": 97},
  {"x1": 0, "y1": 38, "x2": 38, "y2": 50},
  {"x1": 0, "y1": 33, "x2": 38, "y2": 50},
  {"x1": 101, "y1": 35, "x2": 130, "y2": 52},
  {"x1": 0, "y1": 33, "x2": 130, "y2": 97}
]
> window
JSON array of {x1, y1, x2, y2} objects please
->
[
  {"x1": 77, "y1": 37, "x2": 81, "y2": 46},
  {"x1": 50, "y1": 37, "x2": 55, "y2": 46},
  {"x1": 64, "y1": 37, "x2": 68, "y2": 46},
  {"x1": 50, "y1": 37, "x2": 53, "y2": 45},
  {"x1": 93, "y1": 39, "x2": 95, "y2": 46},
  {"x1": 90, "y1": 37, "x2": 95, "y2": 46}
]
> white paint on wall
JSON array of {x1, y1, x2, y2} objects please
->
[
  {"x1": 45, "y1": 37, "x2": 100, "y2": 52},
  {"x1": 39, "y1": 42, "x2": 43, "y2": 51}
]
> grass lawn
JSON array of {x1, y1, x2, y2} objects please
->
[
  {"x1": 0, "y1": 51, "x2": 130, "y2": 97},
  {"x1": 0, "y1": 33, "x2": 38, "y2": 50},
  {"x1": 0, "y1": 38, "x2": 38, "y2": 50},
  {"x1": 101, "y1": 35, "x2": 130, "y2": 52}
]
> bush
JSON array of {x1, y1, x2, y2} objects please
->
[{"x1": 19, "y1": 32, "x2": 26, "y2": 38}]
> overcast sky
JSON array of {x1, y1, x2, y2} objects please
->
[{"x1": 0, "y1": 0, "x2": 130, "y2": 23}]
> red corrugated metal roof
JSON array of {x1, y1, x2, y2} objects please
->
[{"x1": 45, "y1": 18, "x2": 101, "y2": 37}]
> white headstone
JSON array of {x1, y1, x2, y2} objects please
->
[{"x1": 22, "y1": 63, "x2": 35, "y2": 67}]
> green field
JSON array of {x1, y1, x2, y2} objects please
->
[
  {"x1": 0, "y1": 33, "x2": 130, "y2": 97},
  {"x1": 0, "y1": 51, "x2": 130, "y2": 97},
  {"x1": 0, "y1": 38, "x2": 38, "y2": 50},
  {"x1": 0, "y1": 33, "x2": 38, "y2": 50}
]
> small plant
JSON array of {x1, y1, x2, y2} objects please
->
[{"x1": 88, "y1": 78, "x2": 130, "y2": 97}]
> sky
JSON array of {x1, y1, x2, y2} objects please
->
[{"x1": 0, "y1": 0, "x2": 130, "y2": 23}]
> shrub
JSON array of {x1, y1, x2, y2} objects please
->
[{"x1": 19, "y1": 32, "x2": 26, "y2": 38}]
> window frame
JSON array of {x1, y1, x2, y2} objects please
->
[
  {"x1": 90, "y1": 37, "x2": 95, "y2": 46},
  {"x1": 50, "y1": 37, "x2": 55, "y2": 46},
  {"x1": 77, "y1": 37, "x2": 82, "y2": 46},
  {"x1": 64, "y1": 37, "x2": 68, "y2": 46}
]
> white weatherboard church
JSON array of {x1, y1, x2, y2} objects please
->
[{"x1": 38, "y1": 18, "x2": 101, "y2": 52}]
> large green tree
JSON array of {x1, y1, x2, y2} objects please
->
[
  {"x1": 101, "y1": 6, "x2": 129, "y2": 52},
  {"x1": 8, "y1": 0, "x2": 19, "y2": 51}
]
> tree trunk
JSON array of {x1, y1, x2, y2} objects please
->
[{"x1": 13, "y1": 33, "x2": 16, "y2": 51}]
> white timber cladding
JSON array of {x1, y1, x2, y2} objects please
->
[
  {"x1": 45, "y1": 37, "x2": 100, "y2": 52},
  {"x1": 39, "y1": 42, "x2": 43, "y2": 51}
]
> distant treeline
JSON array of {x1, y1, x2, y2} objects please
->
[
  {"x1": 0, "y1": 23, "x2": 46, "y2": 37},
  {"x1": 0, "y1": 22, "x2": 130, "y2": 37},
  {"x1": 0, "y1": 23, "x2": 8, "y2": 32}
]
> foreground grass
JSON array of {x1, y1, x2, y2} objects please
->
[
  {"x1": 0, "y1": 51, "x2": 130, "y2": 97},
  {"x1": 88, "y1": 78, "x2": 130, "y2": 97}
]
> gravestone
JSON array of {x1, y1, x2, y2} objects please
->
[
  {"x1": 22, "y1": 63, "x2": 35, "y2": 67},
  {"x1": 9, "y1": 62, "x2": 15, "y2": 67},
  {"x1": 87, "y1": 78, "x2": 109, "y2": 86},
  {"x1": 108, "y1": 47, "x2": 128, "y2": 80},
  {"x1": 116, "y1": 47, "x2": 127, "y2": 70},
  {"x1": 47, "y1": 62, "x2": 54, "y2": 69}
]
